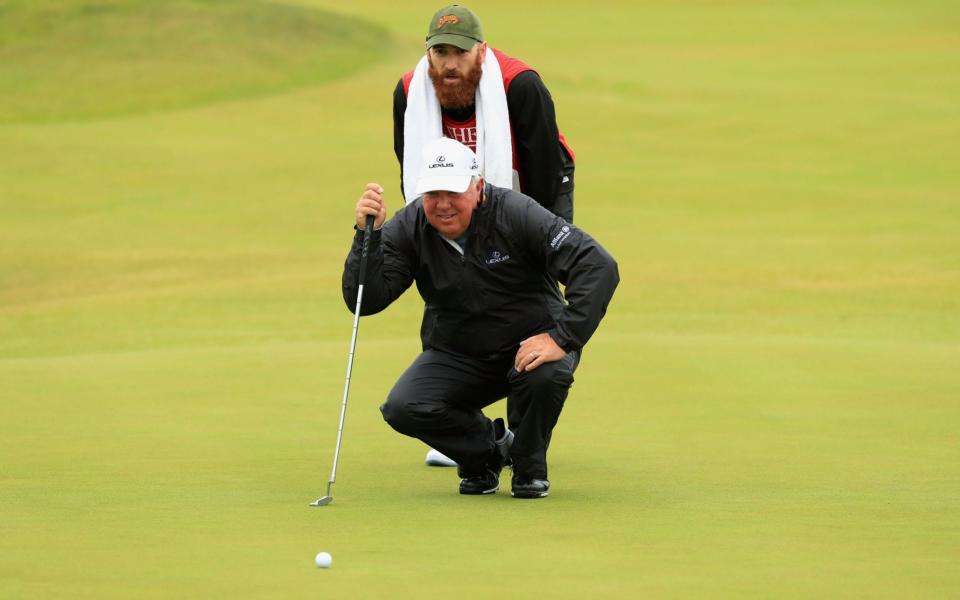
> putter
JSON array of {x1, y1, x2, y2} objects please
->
[{"x1": 310, "y1": 214, "x2": 375, "y2": 507}]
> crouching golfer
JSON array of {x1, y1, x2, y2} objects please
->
[{"x1": 343, "y1": 138, "x2": 618, "y2": 498}]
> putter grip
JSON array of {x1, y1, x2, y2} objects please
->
[{"x1": 357, "y1": 214, "x2": 375, "y2": 286}]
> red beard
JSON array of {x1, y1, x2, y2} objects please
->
[{"x1": 428, "y1": 57, "x2": 483, "y2": 110}]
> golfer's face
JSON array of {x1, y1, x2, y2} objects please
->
[{"x1": 422, "y1": 180, "x2": 481, "y2": 239}]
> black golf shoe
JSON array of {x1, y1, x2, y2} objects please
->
[
  {"x1": 511, "y1": 475, "x2": 550, "y2": 499},
  {"x1": 459, "y1": 469, "x2": 500, "y2": 495},
  {"x1": 458, "y1": 418, "x2": 514, "y2": 495}
]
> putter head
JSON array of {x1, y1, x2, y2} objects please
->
[{"x1": 309, "y1": 496, "x2": 333, "y2": 507}]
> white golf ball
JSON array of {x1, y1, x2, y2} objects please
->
[{"x1": 315, "y1": 552, "x2": 332, "y2": 569}]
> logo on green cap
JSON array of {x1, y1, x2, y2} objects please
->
[{"x1": 437, "y1": 15, "x2": 460, "y2": 28}]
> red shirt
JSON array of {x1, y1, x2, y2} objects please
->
[{"x1": 442, "y1": 113, "x2": 478, "y2": 152}]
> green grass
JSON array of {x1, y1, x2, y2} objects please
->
[
  {"x1": 0, "y1": 0, "x2": 392, "y2": 122},
  {"x1": 1, "y1": 0, "x2": 959, "y2": 597}
]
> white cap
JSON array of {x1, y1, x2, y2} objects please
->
[{"x1": 414, "y1": 137, "x2": 481, "y2": 196}]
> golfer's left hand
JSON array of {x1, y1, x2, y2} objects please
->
[{"x1": 515, "y1": 333, "x2": 566, "y2": 372}]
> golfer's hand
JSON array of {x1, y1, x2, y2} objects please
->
[
  {"x1": 356, "y1": 183, "x2": 387, "y2": 230},
  {"x1": 515, "y1": 333, "x2": 566, "y2": 372}
]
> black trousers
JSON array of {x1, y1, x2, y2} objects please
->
[{"x1": 380, "y1": 349, "x2": 579, "y2": 479}]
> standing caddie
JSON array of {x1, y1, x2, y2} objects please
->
[
  {"x1": 343, "y1": 138, "x2": 618, "y2": 498},
  {"x1": 394, "y1": 4, "x2": 576, "y2": 222},
  {"x1": 395, "y1": 4, "x2": 578, "y2": 466}
]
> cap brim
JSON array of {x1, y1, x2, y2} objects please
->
[
  {"x1": 414, "y1": 175, "x2": 472, "y2": 195},
  {"x1": 426, "y1": 33, "x2": 479, "y2": 51}
]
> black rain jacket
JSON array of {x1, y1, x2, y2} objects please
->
[{"x1": 342, "y1": 185, "x2": 618, "y2": 358}]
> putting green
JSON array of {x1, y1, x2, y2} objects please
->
[{"x1": 1, "y1": 0, "x2": 958, "y2": 598}]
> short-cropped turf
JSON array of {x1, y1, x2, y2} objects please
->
[{"x1": 1, "y1": 0, "x2": 957, "y2": 597}]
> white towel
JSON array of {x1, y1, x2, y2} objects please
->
[{"x1": 403, "y1": 47, "x2": 514, "y2": 203}]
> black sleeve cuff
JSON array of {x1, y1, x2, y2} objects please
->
[{"x1": 548, "y1": 328, "x2": 578, "y2": 353}]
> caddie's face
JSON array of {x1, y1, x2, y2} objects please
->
[
  {"x1": 422, "y1": 178, "x2": 483, "y2": 239},
  {"x1": 427, "y1": 42, "x2": 485, "y2": 85}
]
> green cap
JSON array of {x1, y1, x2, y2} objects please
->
[{"x1": 425, "y1": 5, "x2": 483, "y2": 50}]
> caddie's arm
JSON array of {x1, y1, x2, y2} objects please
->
[
  {"x1": 508, "y1": 72, "x2": 565, "y2": 209},
  {"x1": 392, "y1": 80, "x2": 408, "y2": 200}
]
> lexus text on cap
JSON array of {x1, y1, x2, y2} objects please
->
[
  {"x1": 414, "y1": 137, "x2": 481, "y2": 196},
  {"x1": 425, "y1": 5, "x2": 483, "y2": 50}
]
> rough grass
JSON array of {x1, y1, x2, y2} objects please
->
[{"x1": 0, "y1": 0, "x2": 392, "y2": 122}]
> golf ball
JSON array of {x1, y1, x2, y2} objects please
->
[{"x1": 315, "y1": 552, "x2": 332, "y2": 569}]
